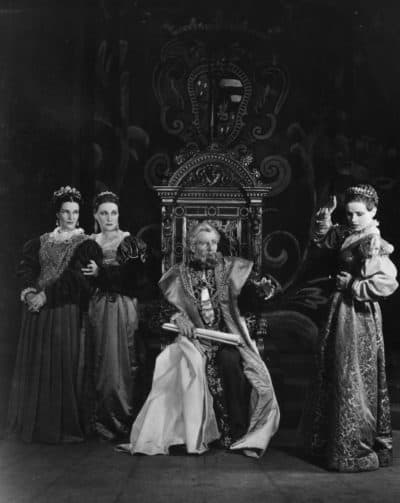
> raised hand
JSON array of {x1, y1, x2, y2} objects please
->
[{"x1": 316, "y1": 195, "x2": 337, "y2": 219}]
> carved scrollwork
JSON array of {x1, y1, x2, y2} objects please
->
[
  {"x1": 262, "y1": 230, "x2": 301, "y2": 288},
  {"x1": 169, "y1": 151, "x2": 255, "y2": 187},
  {"x1": 250, "y1": 64, "x2": 289, "y2": 142},
  {"x1": 161, "y1": 205, "x2": 173, "y2": 271},
  {"x1": 187, "y1": 62, "x2": 252, "y2": 146},
  {"x1": 160, "y1": 107, "x2": 185, "y2": 135},
  {"x1": 184, "y1": 164, "x2": 234, "y2": 187},
  {"x1": 144, "y1": 152, "x2": 172, "y2": 189},
  {"x1": 251, "y1": 113, "x2": 277, "y2": 141},
  {"x1": 259, "y1": 155, "x2": 292, "y2": 197}
]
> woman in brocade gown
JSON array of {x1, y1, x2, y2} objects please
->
[
  {"x1": 304, "y1": 184, "x2": 398, "y2": 472},
  {"x1": 7, "y1": 186, "x2": 102, "y2": 443},
  {"x1": 83, "y1": 191, "x2": 147, "y2": 440}
]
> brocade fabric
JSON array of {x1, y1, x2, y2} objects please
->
[{"x1": 303, "y1": 219, "x2": 398, "y2": 472}]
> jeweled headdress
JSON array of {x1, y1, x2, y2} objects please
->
[
  {"x1": 344, "y1": 184, "x2": 379, "y2": 207},
  {"x1": 52, "y1": 185, "x2": 82, "y2": 202}
]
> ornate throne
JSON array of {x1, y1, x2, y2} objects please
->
[{"x1": 141, "y1": 24, "x2": 290, "y2": 360}]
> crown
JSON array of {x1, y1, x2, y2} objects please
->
[{"x1": 53, "y1": 185, "x2": 82, "y2": 200}]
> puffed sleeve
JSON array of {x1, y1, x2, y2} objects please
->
[
  {"x1": 95, "y1": 235, "x2": 149, "y2": 298},
  {"x1": 44, "y1": 239, "x2": 103, "y2": 308},
  {"x1": 351, "y1": 236, "x2": 398, "y2": 301},
  {"x1": 17, "y1": 238, "x2": 41, "y2": 298}
]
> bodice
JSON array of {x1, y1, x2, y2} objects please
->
[
  {"x1": 94, "y1": 231, "x2": 130, "y2": 266},
  {"x1": 37, "y1": 233, "x2": 86, "y2": 289}
]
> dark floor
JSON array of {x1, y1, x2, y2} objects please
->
[{"x1": 1, "y1": 430, "x2": 399, "y2": 503}]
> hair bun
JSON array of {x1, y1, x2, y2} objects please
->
[{"x1": 93, "y1": 190, "x2": 119, "y2": 210}]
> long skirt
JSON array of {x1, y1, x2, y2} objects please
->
[
  {"x1": 88, "y1": 293, "x2": 139, "y2": 439},
  {"x1": 8, "y1": 304, "x2": 86, "y2": 443},
  {"x1": 303, "y1": 292, "x2": 392, "y2": 472}
]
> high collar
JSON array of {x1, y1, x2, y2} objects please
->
[{"x1": 341, "y1": 220, "x2": 380, "y2": 250}]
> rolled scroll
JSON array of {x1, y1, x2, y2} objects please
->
[{"x1": 162, "y1": 323, "x2": 241, "y2": 346}]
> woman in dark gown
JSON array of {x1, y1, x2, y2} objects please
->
[
  {"x1": 8, "y1": 186, "x2": 102, "y2": 443},
  {"x1": 83, "y1": 191, "x2": 148, "y2": 440},
  {"x1": 304, "y1": 184, "x2": 398, "y2": 472}
]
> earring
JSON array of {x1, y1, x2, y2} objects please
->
[
  {"x1": 94, "y1": 220, "x2": 99, "y2": 233},
  {"x1": 56, "y1": 217, "x2": 59, "y2": 227},
  {"x1": 76, "y1": 220, "x2": 79, "y2": 228}
]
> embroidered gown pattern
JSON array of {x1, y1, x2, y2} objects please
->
[{"x1": 304, "y1": 220, "x2": 398, "y2": 472}]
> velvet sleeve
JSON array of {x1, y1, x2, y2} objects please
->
[
  {"x1": 44, "y1": 239, "x2": 103, "y2": 308},
  {"x1": 95, "y1": 235, "x2": 149, "y2": 299},
  {"x1": 17, "y1": 238, "x2": 41, "y2": 291}
]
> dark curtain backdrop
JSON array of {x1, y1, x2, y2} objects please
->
[{"x1": 1, "y1": 0, "x2": 400, "y2": 431}]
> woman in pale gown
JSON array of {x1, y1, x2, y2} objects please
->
[
  {"x1": 8, "y1": 186, "x2": 102, "y2": 443},
  {"x1": 303, "y1": 184, "x2": 398, "y2": 472},
  {"x1": 83, "y1": 191, "x2": 147, "y2": 440}
]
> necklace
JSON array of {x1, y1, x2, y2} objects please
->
[{"x1": 50, "y1": 227, "x2": 83, "y2": 242}]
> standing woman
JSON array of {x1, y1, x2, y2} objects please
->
[
  {"x1": 304, "y1": 184, "x2": 398, "y2": 472},
  {"x1": 83, "y1": 191, "x2": 147, "y2": 440},
  {"x1": 8, "y1": 186, "x2": 102, "y2": 443}
]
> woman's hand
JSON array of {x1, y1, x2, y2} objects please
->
[
  {"x1": 174, "y1": 313, "x2": 195, "y2": 339},
  {"x1": 316, "y1": 195, "x2": 337, "y2": 220},
  {"x1": 336, "y1": 271, "x2": 352, "y2": 291},
  {"x1": 82, "y1": 260, "x2": 99, "y2": 277},
  {"x1": 27, "y1": 291, "x2": 46, "y2": 312}
]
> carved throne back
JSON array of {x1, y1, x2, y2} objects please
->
[{"x1": 154, "y1": 146, "x2": 270, "y2": 272}]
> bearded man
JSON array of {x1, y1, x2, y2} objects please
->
[{"x1": 121, "y1": 221, "x2": 280, "y2": 458}]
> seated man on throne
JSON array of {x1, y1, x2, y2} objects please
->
[{"x1": 120, "y1": 221, "x2": 280, "y2": 458}]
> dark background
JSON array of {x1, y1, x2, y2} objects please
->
[{"x1": 1, "y1": 0, "x2": 400, "y2": 431}]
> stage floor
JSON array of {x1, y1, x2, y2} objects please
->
[{"x1": 1, "y1": 430, "x2": 399, "y2": 503}]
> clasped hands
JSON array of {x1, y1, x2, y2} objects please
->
[{"x1": 25, "y1": 291, "x2": 46, "y2": 313}]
